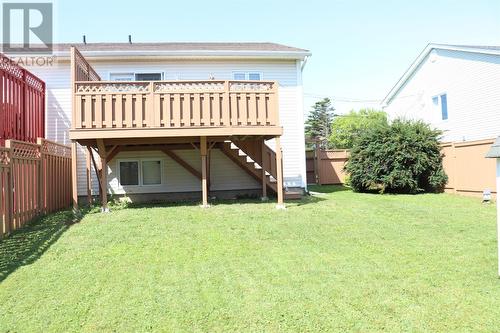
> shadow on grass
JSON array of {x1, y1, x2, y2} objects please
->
[
  {"x1": 103, "y1": 192, "x2": 328, "y2": 211},
  {"x1": 308, "y1": 184, "x2": 351, "y2": 194},
  {"x1": 0, "y1": 210, "x2": 75, "y2": 282}
]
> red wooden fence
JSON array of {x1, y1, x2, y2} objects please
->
[
  {"x1": 0, "y1": 139, "x2": 71, "y2": 238},
  {"x1": 0, "y1": 53, "x2": 45, "y2": 146}
]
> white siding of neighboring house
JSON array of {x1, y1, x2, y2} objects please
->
[
  {"x1": 383, "y1": 49, "x2": 500, "y2": 142},
  {"x1": 27, "y1": 58, "x2": 307, "y2": 196}
]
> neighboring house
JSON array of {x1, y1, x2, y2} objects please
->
[
  {"x1": 382, "y1": 44, "x2": 500, "y2": 143},
  {"x1": 26, "y1": 42, "x2": 311, "y2": 207}
]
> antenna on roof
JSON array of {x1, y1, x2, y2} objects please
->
[
  {"x1": 83, "y1": 35, "x2": 87, "y2": 45},
  {"x1": 128, "y1": 35, "x2": 132, "y2": 44}
]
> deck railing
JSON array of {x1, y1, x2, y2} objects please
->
[
  {"x1": 0, "y1": 53, "x2": 45, "y2": 146},
  {"x1": 72, "y1": 80, "x2": 279, "y2": 130}
]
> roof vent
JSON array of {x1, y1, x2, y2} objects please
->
[
  {"x1": 83, "y1": 35, "x2": 87, "y2": 45},
  {"x1": 128, "y1": 35, "x2": 132, "y2": 44}
]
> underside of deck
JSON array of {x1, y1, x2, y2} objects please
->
[
  {"x1": 69, "y1": 126, "x2": 282, "y2": 141},
  {"x1": 73, "y1": 135, "x2": 285, "y2": 210}
]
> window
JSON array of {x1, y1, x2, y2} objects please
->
[
  {"x1": 233, "y1": 72, "x2": 246, "y2": 80},
  {"x1": 118, "y1": 159, "x2": 162, "y2": 187},
  {"x1": 232, "y1": 72, "x2": 262, "y2": 80},
  {"x1": 135, "y1": 73, "x2": 162, "y2": 81},
  {"x1": 432, "y1": 94, "x2": 448, "y2": 120},
  {"x1": 110, "y1": 72, "x2": 164, "y2": 81},
  {"x1": 142, "y1": 160, "x2": 161, "y2": 185},
  {"x1": 110, "y1": 73, "x2": 134, "y2": 81},
  {"x1": 119, "y1": 161, "x2": 139, "y2": 186},
  {"x1": 248, "y1": 73, "x2": 261, "y2": 80}
]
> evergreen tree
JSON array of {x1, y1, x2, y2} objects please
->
[{"x1": 305, "y1": 98, "x2": 335, "y2": 148}]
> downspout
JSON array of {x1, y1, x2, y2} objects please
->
[{"x1": 298, "y1": 55, "x2": 310, "y2": 191}]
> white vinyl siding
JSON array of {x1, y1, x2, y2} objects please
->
[
  {"x1": 107, "y1": 149, "x2": 260, "y2": 195},
  {"x1": 384, "y1": 49, "x2": 500, "y2": 142},
  {"x1": 26, "y1": 58, "x2": 305, "y2": 195}
]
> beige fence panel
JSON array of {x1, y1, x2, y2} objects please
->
[
  {"x1": 0, "y1": 148, "x2": 11, "y2": 236},
  {"x1": 306, "y1": 148, "x2": 349, "y2": 185},
  {"x1": 441, "y1": 139, "x2": 496, "y2": 196},
  {"x1": 306, "y1": 138, "x2": 496, "y2": 197},
  {"x1": 38, "y1": 139, "x2": 72, "y2": 214},
  {"x1": 0, "y1": 139, "x2": 71, "y2": 238}
]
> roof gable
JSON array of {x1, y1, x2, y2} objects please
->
[{"x1": 382, "y1": 43, "x2": 500, "y2": 106}]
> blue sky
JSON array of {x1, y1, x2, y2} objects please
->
[{"x1": 55, "y1": 0, "x2": 500, "y2": 114}]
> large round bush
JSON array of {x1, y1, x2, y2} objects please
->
[{"x1": 345, "y1": 119, "x2": 448, "y2": 193}]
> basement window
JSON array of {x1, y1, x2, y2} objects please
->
[
  {"x1": 142, "y1": 160, "x2": 162, "y2": 185},
  {"x1": 118, "y1": 159, "x2": 162, "y2": 187},
  {"x1": 119, "y1": 161, "x2": 139, "y2": 186}
]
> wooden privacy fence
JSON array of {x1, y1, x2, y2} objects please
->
[
  {"x1": 441, "y1": 139, "x2": 496, "y2": 196},
  {"x1": 306, "y1": 138, "x2": 497, "y2": 197},
  {"x1": 0, "y1": 139, "x2": 71, "y2": 238},
  {"x1": 0, "y1": 53, "x2": 45, "y2": 146},
  {"x1": 306, "y1": 148, "x2": 349, "y2": 185}
]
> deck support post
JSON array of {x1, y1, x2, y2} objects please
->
[
  {"x1": 200, "y1": 136, "x2": 209, "y2": 208},
  {"x1": 275, "y1": 137, "x2": 285, "y2": 209},
  {"x1": 86, "y1": 146, "x2": 92, "y2": 205},
  {"x1": 261, "y1": 139, "x2": 268, "y2": 201},
  {"x1": 71, "y1": 141, "x2": 79, "y2": 213},
  {"x1": 97, "y1": 140, "x2": 108, "y2": 212}
]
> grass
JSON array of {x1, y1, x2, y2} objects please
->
[{"x1": 0, "y1": 186, "x2": 499, "y2": 332}]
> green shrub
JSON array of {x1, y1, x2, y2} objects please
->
[
  {"x1": 329, "y1": 108, "x2": 388, "y2": 149},
  {"x1": 345, "y1": 119, "x2": 448, "y2": 194}
]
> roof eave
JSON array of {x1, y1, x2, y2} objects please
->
[{"x1": 53, "y1": 49, "x2": 312, "y2": 60}]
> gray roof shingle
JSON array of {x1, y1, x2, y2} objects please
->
[{"x1": 51, "y1": 42, "x2": 309, "y2": 53}]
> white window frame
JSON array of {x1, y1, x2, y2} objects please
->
[
  {"x1": 232, "y1": 71, "x2": 263, "y2": 81},
  {"x1": 109, "y1": 72, "x2": 134, "y2": 81},
  {"x1": 109, "y1": 71, "x2": 166, "y2": 81},
  {"x1": 432, "y1": 92, "x2": 449, "y2": 121},
  {"x1": 140, "y1": 158, "x2": 163, "y2": 187},
  {"x1": 117, "y1": 158, "x2": 163, "y2": 188},
  {"x1": 117, "y1": 159, "x2": 140, "y2": 187}
]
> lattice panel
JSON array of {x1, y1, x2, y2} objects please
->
[
  {"x1": 25, "y1": 72, "x2": 45, "y2": 92},
  {"x1": 229, "y1": 82, "x2": 274, "y2": 91},
  {"x1": 76, "y1": 83, "x2": 149, "y2": 93},
  {"x1": 40, "y1": 140, "x2": 71, "y2": 158},
  {"x1": 154, "y1": 81, "x2": 225, "y2": 93},
  {"x1": 9, "y1": 141, "x2": 40, "y2": 160},
  {"x1": 0, "y1": 54, "x2": 24, "y2": 79},
  {"x1": 74, "y1": 48, "x2": 101, "y2": 82}
]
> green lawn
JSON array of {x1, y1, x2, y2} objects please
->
[{"x1": 0, "y1": 186, "x2": 499, "y2": 332}]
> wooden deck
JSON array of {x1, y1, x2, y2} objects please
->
[
  {"x1": 70, "y1": 79, "x2": 281, "y2": 140},
  {"x1": 70, "y1": 47, "x2": 282, "y2": 140},
  {"x1": 69, "y1": 46, "x2": 286, "y2": 210}
]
